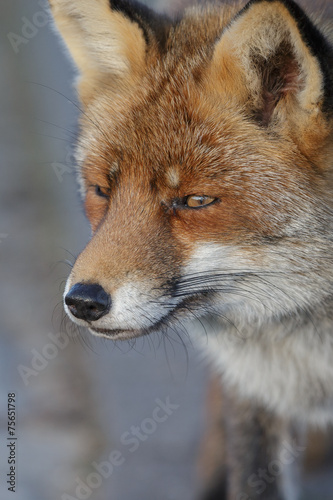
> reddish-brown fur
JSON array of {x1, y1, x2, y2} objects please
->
[{"x1": 49, "y1": 1, "x2": 333, "y2": 498}]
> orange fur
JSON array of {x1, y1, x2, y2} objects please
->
[{"x1": 49, "y1": 1, "x2": 333, "y2": 497}]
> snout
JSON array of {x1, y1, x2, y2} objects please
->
[{"x1": 65, "y1": 283, "x2": 111, "y2": 322}]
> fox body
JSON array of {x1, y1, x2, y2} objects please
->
[{"x1": 49, "y1": 0, "x2": 333, "y2": 498}]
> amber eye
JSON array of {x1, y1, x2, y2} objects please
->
[
  {"x1": 95, "y1": 185, "x2": 110, "y2": 199},
  {"x1": 185, "y1": 195, "x2": 217, "y2": 209}
]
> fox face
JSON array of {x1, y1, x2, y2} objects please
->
[{"x1": 49, "y1": 0, "x2": 333, "y2": 342}]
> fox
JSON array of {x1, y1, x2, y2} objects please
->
[{"x1": 48, "y1": 0, "x2": 333, "y2": 498}]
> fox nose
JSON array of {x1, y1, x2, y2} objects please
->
[{"x1": 65, "y1": 283, "x2": 111, "y2": 322}]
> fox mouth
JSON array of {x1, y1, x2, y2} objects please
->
[
  {"x1": 89, "y1": 326, "x2": 147, "y2": 340},
  {"x1": 88, "y1": 297, "x2": 201, "y2": 340},
  {"x1": 89, "y1": 310, "x2": 180, "y2": 340}
]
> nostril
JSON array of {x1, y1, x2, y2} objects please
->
[{"x1": 65, "y1": 283, "x2": 111, "y2": 322}]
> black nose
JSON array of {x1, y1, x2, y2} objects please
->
[{"x1": 65, "y1": 283, "x2": 111, "y2": 322}]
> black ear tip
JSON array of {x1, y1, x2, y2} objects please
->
[{"x1": 110, "y1": 0, "x2": 172, "y2": 50}]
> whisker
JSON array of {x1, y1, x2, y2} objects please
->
[
  {"x1": 27, "y1": 81, "x2": 115, "y2": 151},
  {"x1": 33, "y1": 116, "x2": 78, "y2": 141}
]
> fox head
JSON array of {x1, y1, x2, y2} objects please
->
[{"x1": 49, "y1": 0, "x2": 333, "y2": 340}]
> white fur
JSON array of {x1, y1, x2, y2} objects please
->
[
  {"x1": 201, "y1": 328, "x2": 333, "y2": 426},
  {"x1": 94, "y1": 282, "x2": 176, "y2": 330},
  {"x1": 64, "y1": 278, "x2": 178, "y2": 336},
  {"x1": 185, "y1": 243, "x2": 333, "y2": 426}
]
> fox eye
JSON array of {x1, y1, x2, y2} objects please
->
[
  {"x1": 95, "y1": 185, "x2": 111, "y2": 199},
  {"x1": 185, "y1": 195, "x2": 217, "y2": 209}
]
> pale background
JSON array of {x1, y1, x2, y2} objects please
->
[{"x1": 0, "y1": 1, "x2": 332, "y2": 500}]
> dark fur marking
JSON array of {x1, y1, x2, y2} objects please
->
[
  {"x1": 149, "y1": 177, "x2": 158, "y2": 194},
  {"x1": 109, "y1": 0, "x2": 171, "y2": 51}
]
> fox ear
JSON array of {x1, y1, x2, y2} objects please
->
[
  {"x1": 209, "y1": 0, "x2": 333, "y2": 129},
  {"x1": 48, "y1": 0, "x2": 164, "y2": 102}
]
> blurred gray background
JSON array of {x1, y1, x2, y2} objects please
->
[{"x1": 0, "y1": 1, "x2": 332, "y2": 500}]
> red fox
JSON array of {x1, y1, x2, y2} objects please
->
[{"x1": 49, "y1": 0, "x2": 333, "y2": 498}]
